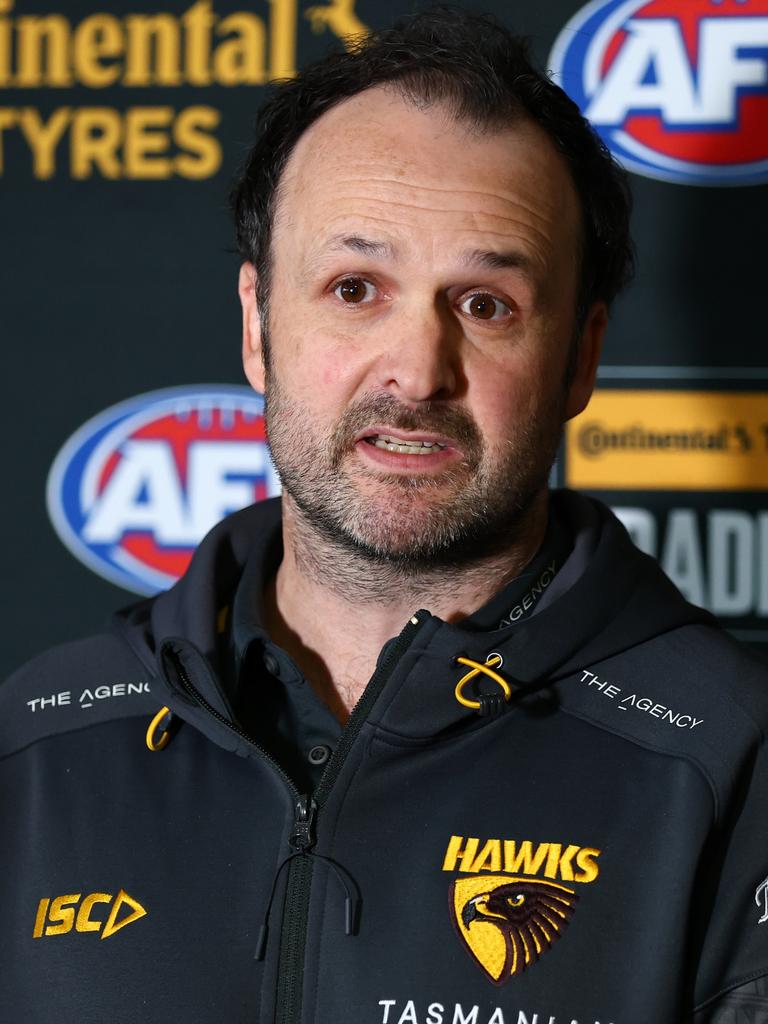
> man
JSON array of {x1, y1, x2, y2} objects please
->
[{"x1": 2, "y1": 10, "x2": 767, "y2": 1024}]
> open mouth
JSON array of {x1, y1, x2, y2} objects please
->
[{"x1": 363, "y1": 433, "x2": 448, "y2": 456}]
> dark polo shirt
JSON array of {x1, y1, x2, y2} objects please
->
[{"x1": 229, "y1": 499, "x2": 576, "y2": 793}]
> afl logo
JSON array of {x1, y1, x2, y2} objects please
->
[
  {"x1": 549, "y1": 0, "x2": 768, "y2": 185},
  {"x1": 46, "y1": 386, "x2": 280, "y2": 595}
]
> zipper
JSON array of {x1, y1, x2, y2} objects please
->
[
  {"x1": 274, "y1": 611, "x2": 425, "y2": 1024},
  {"x1": 315, "y1": 613, "x2": 425, "y2": 805},
  {"x1": 275, "y1": 796, "x2": 316, "y2": 1024},
  {"x1": 164, "y1": 611, "x2": 426, "y2": 1024},
  {"x1": 168, "y1": 646, "x2": 300, "y2": 798}
]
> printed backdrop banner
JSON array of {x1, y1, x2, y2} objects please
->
[{"x1": 2, "y1": 0, "x2": 767, "y2": 677}]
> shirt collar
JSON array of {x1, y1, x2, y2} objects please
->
[{"x1": 230, "y1": 511, "x2": 283, "y2": 664}]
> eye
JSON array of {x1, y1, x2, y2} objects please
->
[
  {"x1": 333, "y1": 277, "x2": 377, "y2": 304},
  {"x1": 507, "y1": 894, "x2": 525, "y2": 907},
  {"x1": 459, "y1": 292, "x2": 513, "y2": 322}
]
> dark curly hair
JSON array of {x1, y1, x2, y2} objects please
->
[{"x1": 231, "y1": 7, "x2": 634, "y2": 351}]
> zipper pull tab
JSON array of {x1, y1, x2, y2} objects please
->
[{"x1": 290, "y1": 794, "x2": 317, "y2": 852}]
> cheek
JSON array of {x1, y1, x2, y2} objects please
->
[
  {"x1": 317, "y1": 345, "x2": 364, "y2": 392},
  {"x1": 472, "y1": 384, "x2": 530, "y2": 451},
  {"x1": 272, "y1": 325, "x2": 373, "y2": 408},
  {"x1": 468, "y1": 351, "x2": 561, "y2": 448},
  {"x1": 468, "y1": 353, "x2": 538, "y2": 417}
]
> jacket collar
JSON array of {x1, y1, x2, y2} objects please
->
[{"x1": 115, "y1": 492, "x2": 715, "y2": 746}]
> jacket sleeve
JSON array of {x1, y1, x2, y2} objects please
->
[
  {"x1": 692, "y1": 737, "x2": 768, "y2": 1017},
  {"x1": 694, "y1": 977, "x2": 768, "y2": 1023}
]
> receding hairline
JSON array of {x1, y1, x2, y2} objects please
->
[
  {"x1": 271, "y1": 83, "x2": 581, "y2": 226},
  {"x1": 267, "y1": 83, "x2": 586, "y2": 301}
]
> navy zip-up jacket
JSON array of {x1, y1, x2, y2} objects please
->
[{"x1": 2, "y1": 491, "x2": 768, "y2": 1024}]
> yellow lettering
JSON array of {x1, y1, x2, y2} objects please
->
[
  {"x1": 45, "y1": 894, "x2": 81, "y2": 936},
  {"x1": 124, "y1": 14, "x2": 181, "y2": 87},
  {"x1": 101, "y1": 889, "x2": 147, "y2": 939},
  {"x1": 269, "y1": 0, "x2": 296, "y2": 80},
  {"x1": 0, "y1": 0, "x2": 11, "y2": 87},
  {"x1": 214, "y1": 13, "x2": 266, "y2": 85},
  {"x1": 173, "y1": 104, "x2": 221, "y2": 178},
  {"x1": 71, "y1": 107, "x2": 122, "y2": 179},
  {"x1": 544, "y1": 843, "x2": 562, "y2": 880},
  {"x1": 574, "y1": 846, "x2": 601, "y2": 883},
  {"x1": 469, "y1": 839, "x2": 502, "y2": 873},
  {"x1": 17, "y1": 106, "x2": 70, "y2": 178},
  {"x1": 124, "y1": 105, "x2": 173, "y2": 178},
  {"x1": 32, "y1": 897, "x2": 50, "y2": 939},
  {"x1": 16, "y1": 15, "x2": 72, "y2": 87},
  {"x1": 75, "y1": 892, "x2": 112, "y2": 933},
  {"x1": 304, "y1": 0, "x2": 368, "y2": 50},
  {"x1": 73, "y1": 15, "x2": 123, "y2": 88},
  {"x1": 503, "y1": 841, "x2": 549, "y2": 876},
  {"x1": 554, "y1": 844, "x2": 580, "y2": 882},
  {"x1": 0, "y1": 107, "x2": 16, "y2": 174},
  {"x1": 182, "y1": 0, "x2": 214, "y2": 85},
  {"x1": 442, "y1": 835, "x2": 480, "y2": 873}
]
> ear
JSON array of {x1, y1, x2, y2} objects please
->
[
  {"x1": 239, "y1": 261, "x2": 266, "y2": 394},
  {"x1": 564, "y1": 301, "x2": 607, "y2": 421}
]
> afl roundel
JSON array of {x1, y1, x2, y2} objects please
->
[
  {"x1": 549, "y1": 0, "x2": 768, "y2": 186},
  {"x1": 47, "y1": 386, "x2": 280, "y2": 596}
]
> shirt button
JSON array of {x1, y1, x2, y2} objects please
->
[
  {"x1": 263, "y1": 652, "x2": 280, "y2": 676},
  {"x1": 308, "y1": 744, "x2": 331, "y2": 766}
]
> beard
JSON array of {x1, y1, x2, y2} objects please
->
[{"x1": 263, "y1": 372, "x2": 565, "y2": 572}]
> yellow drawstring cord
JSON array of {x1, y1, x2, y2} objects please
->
[
  {"x1": 146, "y1": 706, "x2": 173, "y2": 751},
  {"x1": 454, "y1": 653, "x2": 511, "y2": 710}
]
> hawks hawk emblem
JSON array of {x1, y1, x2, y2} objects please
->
[{"x1": 450, "y1": 875, "x2": 578, "y2": 984}]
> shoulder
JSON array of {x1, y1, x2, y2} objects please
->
[
  {"x1": 559, "y1": 619, "x2": 768, "y2": 820},
  {"x1": 0, "y1": 632, "x2": 159, "y2": 760}
]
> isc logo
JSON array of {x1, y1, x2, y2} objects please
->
[
  {"x1": 47, "y1": 386, "x2": 280, "y2": 595},
  {"x1": 33, "y1": 889, "x2": 147, "y2": 940},
  {"x1": 549, "y1": 0, "x2": 768, "y2": 186}
]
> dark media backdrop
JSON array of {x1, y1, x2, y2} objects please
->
[{"x1": 2, "y1": 0, "x2": 766, "y2": 679}]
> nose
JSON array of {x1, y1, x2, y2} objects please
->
[{"x1": 376, "y1": 298, "x2": 459, "y2": 404}]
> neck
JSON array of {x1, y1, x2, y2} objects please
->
[{"x1": 263, "y1": 492, "x2": 549, "y2": 723}]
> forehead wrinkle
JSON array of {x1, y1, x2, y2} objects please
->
[
  {"x1": 309, "y1": 222, "x2": 552, "y2": 266},
  {"x1": 292, "y1": 218, "x2": 558, "y2": 293},
  {"x1": 309, "y1": 198, "x2": 558, "y2": 262},
  {"x1": 315, "y1": 174, "x2": 560, "y2": 225}
]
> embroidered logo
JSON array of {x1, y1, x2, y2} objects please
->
[
  {"x1": 443, "y1": 834, "x2": 600, "y2": 984},
  {"x1": 33, "y1": 889, "x2": 147, "y2": 940},
  {"x1": 498, "y1": 560, "x2": 557, "y2": 628},
  {"x1": 450, "y1": 876, "x2": 578, "y2": 984},
  {"x1": 755, "y1": 877, "x2": 768, "y2": 925}
]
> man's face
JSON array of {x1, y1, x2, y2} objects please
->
[{"x1": 240, "y1": 87, "x2": 605, "y2": 566}]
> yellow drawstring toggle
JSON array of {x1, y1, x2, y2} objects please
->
[
  {"x1": 454, "y1": 654, "x2": 511, "y2": 710},
  {"x1": 146, "y1": 706, "x2": 173, "y2": 751}
]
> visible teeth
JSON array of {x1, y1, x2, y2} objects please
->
[{"x1": 370, "y1": 433, "x2": 446, "y2": 455}]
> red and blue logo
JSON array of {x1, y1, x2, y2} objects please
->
[
  {"x1": 46, "y1": 386, "x2": 280, "y2": 595},
  {"x1": 549, "y1": 0, "x2": 768, "y2": 185}
]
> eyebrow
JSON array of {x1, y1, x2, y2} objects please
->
[
  {"x1": 460, "y1": 248, "x2": 535, "y2": 277},
  {"x1": 324, "y1": 234, "x2": 396, "y2": 259},
  {"x1": 300, "y1": 234, "x2": 396, "y2": 283},
  {"x1": 304, "y1": 236, "x2": 536, "y2": 282}
]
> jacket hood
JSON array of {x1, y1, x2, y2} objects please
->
[{"x1": 114, "y1": 491, "x2": 716, "y2": 746}]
